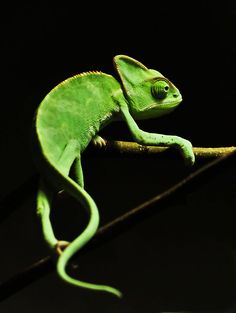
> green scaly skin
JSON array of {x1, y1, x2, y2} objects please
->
[{"x1": 33, "y1": 55, "x2": 195, "y2": 298}]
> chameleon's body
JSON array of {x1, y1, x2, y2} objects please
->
[{"x1": 34, "y1": 55, "x2": 195, "y2": 298}]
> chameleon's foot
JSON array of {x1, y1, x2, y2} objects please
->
[
  {"x1": 55, "y1": 240, "x2": 70, "y2": 255},
  {"x1": 180, "y1": 140, "x2": 195, "y2": 166},
  {"x1": 92, "y1": 135, "x2": 107, "y2": 148},
  {"x1": 174, "y1": 137, "x2": 195, "y2": 166}
]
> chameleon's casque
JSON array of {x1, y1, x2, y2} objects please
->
[{"x1": 33, "y1": 55, "x2": 194, "y2": 298}]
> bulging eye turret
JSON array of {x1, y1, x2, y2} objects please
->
[{"x1": 151, "y1": 80, "x2": 169, "y2": 99}]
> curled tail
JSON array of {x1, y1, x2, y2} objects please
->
[
  {"x1": 37, "y1": 161, "x2": 122, "y2": 298},
  {"x1": 56, "y1": 177, "x2": 122, "y2": 298}
]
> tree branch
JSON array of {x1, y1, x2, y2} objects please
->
[
  {"x1": 2, "y1": 142, "x2": 233, "y2": 224},
  {"x1": 0, "y1": 149, "x2": 235, "y2": 302},
  {"x1": 88, "y1": 140, "x2": 236, "y2": 158}
]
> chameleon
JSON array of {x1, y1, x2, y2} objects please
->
[{"x1": 33, "y1": 55, "x2": 195, "y2": 298}]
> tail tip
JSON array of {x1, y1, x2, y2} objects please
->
[
  {"x1": 114, "y1": 289, "x2": 123, "y2": 299},
  {"x1": 106, "y1": 286, "x2": 123, "y2": 299}
]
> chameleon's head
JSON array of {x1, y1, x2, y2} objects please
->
[{"x1": 114, "y1": 55, "x2": 182, "y2": 119}]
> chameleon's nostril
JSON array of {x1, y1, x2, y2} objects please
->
[{"x1": 173, "y1": 93, "x2": 178, "y2": 98}]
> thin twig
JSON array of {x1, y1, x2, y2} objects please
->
[
  {"x1": 0, "y1": 150, "x2": 235, "y2": 302},
  {"x1": 95, "y1": 149, "x2": 236, "y2": 237}
]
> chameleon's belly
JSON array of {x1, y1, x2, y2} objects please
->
[{"x1": 35, "y1": 73, "x2": 121, "y2": 165}]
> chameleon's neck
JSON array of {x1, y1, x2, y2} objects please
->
[{"x1": 111, "y1": 87, "x2": 130, "y2": 120}]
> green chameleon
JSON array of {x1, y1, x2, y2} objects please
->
[{"x1": 33, "y1": 55, "x2": 195, "y2": 298}]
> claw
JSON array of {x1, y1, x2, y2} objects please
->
[
  {"x1": 92, "y1": 135, "x2": 107, "y2": 148},
  {"x1": 55, "y1": 240, "x2": 70, "y2": 255}
]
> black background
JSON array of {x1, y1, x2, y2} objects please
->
[{"x1": 0, "y1": 1, "x2": 236, "y2": 312}]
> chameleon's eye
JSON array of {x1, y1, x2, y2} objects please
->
[{"x1": 151, "y1": 80, "x2": 170, "y2": 99}]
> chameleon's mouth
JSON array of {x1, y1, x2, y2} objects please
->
[
  {"x1": 132, "y1": 97, "x2": 182, "y2": 119},
  {"x1": 161, "y1": 96, "x2": 182, "y2": 108},
  {"x1": 147, "y1": 98, "x2": 182, "y2": 111},
  {"x1": 134, "y1": 99, "x2": 182, "y2": 120},
  {"x1": 161, "y1": 99, "x2": 182, "y2": 108}
]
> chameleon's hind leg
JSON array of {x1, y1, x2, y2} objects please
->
[
  {"x1": 37, "y1": 179, "x2": 57, "y2": 249},
  {"x1": 37, "y1": 140, "x2": 78, "y2": 252}
]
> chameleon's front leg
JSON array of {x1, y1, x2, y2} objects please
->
[{"x1": 120, "y1": 104, "x2": 195, "y2": 165}]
